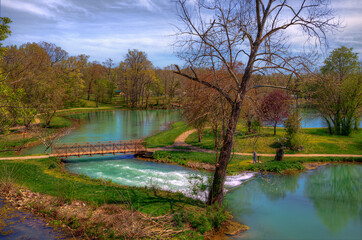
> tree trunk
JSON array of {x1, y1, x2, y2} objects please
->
[
  {"x1": 274, "y1": 123, "x2": 277, "y2": 135},
  {"x1": 208, "y1": 101, "x2": 242, "y2": 205},
  {"x1": 213, "y1": 125, "x2": 219, "y2": 149}
]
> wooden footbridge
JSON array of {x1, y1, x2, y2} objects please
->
[{"x1": 51, "y1": 140, "x2": 147, "y2": 158}]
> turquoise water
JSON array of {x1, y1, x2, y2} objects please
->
[
  {"x1": 22, "y1": 110, "x2": 362, "y2": 239},
  {"x1": 227, "y1": 164, "x2": 362, "y2": 240},
  {"x1": 25, "y1": 110, "x2": 181, "y2": 154},
  {"x1": 65, "y1": 155, "x2": 211, "y2": 199}
]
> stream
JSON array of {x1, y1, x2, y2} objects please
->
[{"x1": 8, "y1": 109, "x2": 362, "y2": 239}]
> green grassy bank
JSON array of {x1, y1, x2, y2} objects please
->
[
  {"x1": 153, "y1": 151, "x2": 361, "y2": 174},
  {"x1": 0, "y1": 157, "x2": 231, "y2": 239},
  {"x1": 186, "y1": 127, "x2": 362, "y2": 155},
  {"x1": 145, "y1": 122, "x2": 191, "y2": 148}
]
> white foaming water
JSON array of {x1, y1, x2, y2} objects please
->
[
  {"x1": 66, "y1": 157, "x2": 256, "y2": 202},
  {"x1": 224, "y1": 172, "x2": 256, "y2": 188}
]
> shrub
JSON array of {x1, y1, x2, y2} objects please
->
[{"x1": 284, "y1": 110, "x2": 304, "y2": 151}]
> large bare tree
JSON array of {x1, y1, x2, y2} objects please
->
[{"x1": 173, "y1": 0, "x2": 338, "y2": 205}]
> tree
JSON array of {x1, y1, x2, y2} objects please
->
[
  {"x1": 38, "y1": 42, "x2": 68, "y2": 66},
  {"x1": 174, "y1": 0, "x2": 337, "y2": 205},
  {"x1": 29, "y1": 125, "x2": 72, "y2": 153},
  {"x1": 314, "y1": 46, "x2": 361, "y2": 135},
  {"x1": 118, "y1": 49, "x2": 154, "y2": 108},
  {"x1": 0, "y1": 17, "x2": 11, "y2": 55},
  {"x1": 284, "y1": 109, "x2": 303, "y2": 151},
  {"x1": 261, "y1": 89, "x2": 291, "y2": 135}
]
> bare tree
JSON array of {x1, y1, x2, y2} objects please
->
[
  {"x1": 174, "y1": 0, "x2": 338, "y2": 205},
  {"x1": 29, "y1": 125, "x2": 73, "y2": 153}
]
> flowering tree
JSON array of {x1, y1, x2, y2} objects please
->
[{"x1": 261, "y1": 90, "x2": 291, "y2": 135}]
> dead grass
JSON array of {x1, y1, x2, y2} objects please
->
[{"x1": 0, "y1": 184, "x2": 192, "y2": 239}]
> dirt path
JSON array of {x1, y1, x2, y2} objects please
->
[{"x1": 0, "y1": 155, "x2": 51, "y2": 161}]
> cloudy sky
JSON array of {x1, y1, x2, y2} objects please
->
[{"x1": 2, "y1": 0, "x2": 362, "y2": 67}]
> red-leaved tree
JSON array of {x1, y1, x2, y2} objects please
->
[{"x1": 261, "y1": 90, "x2": 291, "y2": 135}]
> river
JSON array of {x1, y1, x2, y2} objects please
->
[
  {"x1": 20, "y1": 109, "x2": 362, "y2": 239},
  {"x1": 227, "y1": 164, "x2": 361, "y2": 240}
]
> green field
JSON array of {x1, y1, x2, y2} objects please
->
[{"x1": 186, "y1": 126, "x2": 362, "y2": 155}]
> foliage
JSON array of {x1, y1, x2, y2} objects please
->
[
  {"x1": 0, "y1": 17, "x2": 11, "y2": 54},
  {"x1": 183, "y1": 204, "x2": 228, "y2": 234},
  {"x1": 246, "y1": 161, "x2": 304, "y2": 173},
  {"x1": 314, "y1": 46, "x2": 361, "y2": 136},
  {"x1": 284, "y1": 110, "x2": 304, "y2": 151},
  {"x1": 261, "y1": 90, "x2": 291, "y2": 135}
]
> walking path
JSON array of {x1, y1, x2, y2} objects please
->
[
  {"x1": 151, "y1": 128, "x2": 362, "y2": 158},
  {"x1": 1, "y1": 129, "x2": 361, "y2": 161}
]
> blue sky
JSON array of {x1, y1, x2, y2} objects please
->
[{"x1": 2, "y1": 0, "x2": 362, "y2": 68}]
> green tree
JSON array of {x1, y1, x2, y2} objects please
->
[
  {"x1": 315, "y1": 46, "x2": 361, "y2": 135},
  {"x1": 0, "y1": 17, "x2": 11, "y2": 55}
]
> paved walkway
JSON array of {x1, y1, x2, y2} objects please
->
[{"x1": 1, "y1": 129, "x2": 361, "y2": 161}]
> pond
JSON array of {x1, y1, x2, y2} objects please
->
[
  {"x1": 25, "y1": 110, "x2": 181, "y2": 154},
  {"x1": 226, "y1": 164, "x2": 362, "y2": 240}
]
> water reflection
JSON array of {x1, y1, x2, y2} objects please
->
[
  {"x1": 258, "y1": 174, "x2": 299, "y2": 201},
  {"x1": 227, "y1": 164, "x2": 362, "y2": 240},
  {"x1": 25, "y1": 110, "x2": 181, "y2": 154},
  {"x1": 0, "y1": 198, "x2": 69, "y2": 239},
  {"x1": 304, "y1": 165, "x2": 362, "y2": 233}
]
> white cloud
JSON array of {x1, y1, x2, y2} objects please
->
[
  {"x1": 3, "y1": 0, "x2": 53, "y2": 18},
  {"x1": 2, "y1": 0, "x2": 88, "y2": 19},
  {"x1": 138, "y1": 0, "x2": 161, "y2": 12}
]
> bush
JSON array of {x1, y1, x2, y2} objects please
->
[
  {"x1": 246, "y1": 161, "x2": 304, "y2": 173},
  {"x1": 186, "y1": 204, "x2": 228, "y2": 234},
  {"x1": 284, "y1": 110, "x2": 304, "y2": 151}
]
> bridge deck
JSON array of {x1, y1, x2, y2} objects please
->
[{"x1": 51, "y1": 140, "x2": 147, "y2": 158}]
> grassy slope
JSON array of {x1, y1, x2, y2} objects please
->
[
  {"x1": 145, "y1": 122, "x2": 191, "y2": 148},
  {"x1": 186, "y1": 126, "x2": 362, "y2": 155},
  {"x1": 0, "y1": 158, "x2": 201, "y2": 215}
]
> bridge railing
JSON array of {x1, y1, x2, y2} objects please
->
[{"x1": 51, "y1": 140, "x2": 147, "y2": 157}]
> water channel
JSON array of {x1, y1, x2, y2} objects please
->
[
  {"x1": 0, "y1": 198, "x2": 71, "y2": 239},
  {"x1": 14, "y1": 110, "x2": 362, "y2": 239}
]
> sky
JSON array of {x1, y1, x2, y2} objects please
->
[{"x1": 1, "y1": 0, "x2": 362, "y2": 68}]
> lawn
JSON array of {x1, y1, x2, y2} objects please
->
[
  {"x1": 185, "y1": 126, "x2": 362, "y2": 155},
  {"x1": 145, "y1": 121, "x2": 191, "y2": 148}
]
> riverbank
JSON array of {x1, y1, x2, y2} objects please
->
[{"x1": 0, "y1": 157, "x2": 238, "y2": 239}]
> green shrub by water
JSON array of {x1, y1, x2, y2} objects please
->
[{"x1": 246, "y1": 161, "x2": 305, "y2": 173}]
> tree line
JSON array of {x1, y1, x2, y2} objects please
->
[{"x1": 0, "y1": 30, "x2": 185, "y2": 132}]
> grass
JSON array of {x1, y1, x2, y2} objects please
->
[
  {"x1": 145, "y1": 122, "x2": 191, "y2": 148},
  {"x1": 154, "y1": 151, "x2": 361, "y2": 174},
  {"x1": 186, "y1": 126, "x2": 362, "y2": 155},
  {"x1": 48, "y1": 116, "x2": 73, "y2": 128},
  {"x1": 0, "y1": 133, "x2": 37, "y2": 157},
  {"x1": 0, "y1": 158, "x2": 202, "y2": 216},
  {"x1": 0, "y1": 157, "x2": 232, "y2": 239}
]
